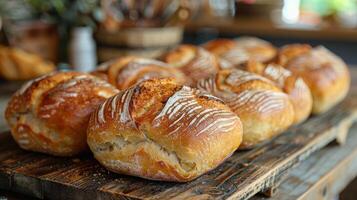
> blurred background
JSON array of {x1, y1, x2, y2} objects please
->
[{"x1": 1, "y1": 0, "x2": 357, "y2": 72}]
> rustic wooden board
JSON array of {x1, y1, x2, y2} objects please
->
[
  {"x1": 1, "y1": 67, "x2": 357, "y2": 200},
  {"x1": 253, "y1": 123, "x2": 357, "y2": 200},
  {"x1": 0, "y1": 90, "x2": 356, "y2": 200}
]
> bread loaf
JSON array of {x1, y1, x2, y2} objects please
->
[
  {"x1": 91, "y1": 56, "x2": 186, "y2": 90},
  {"x1": 87, "y1": 78, "x2": 243, "y2": 182},
  {"x1": 235, "y1": 37, "x2": 277, "y2": 63},
  {"x1": 203, "y1": 37, "x2": 277, "y2": 66},
  {"x1": 277, "y1": 45, "x2": 350, "y2": 113},
  {"x1": 197, "y1": 69, "x2": 294, "y2": 149},
  {"x1": 241, "y1": 61, "x2": 312, "y2": 124},
  {"x1": 5, "y1": 72, "x2": 119, "y2": 156},
  {"x1": 0, "y1": 45, "x2": 55, "y2": 80},
  {"x1": 160, "y1": 44, "x2": 221, "y2": 85}
]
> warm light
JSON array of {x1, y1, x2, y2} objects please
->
[{"x1": 282, "y1": 0, "x2": 301, "y2": 24}]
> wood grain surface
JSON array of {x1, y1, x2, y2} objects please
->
[
  {"x1": 0, "y1": 69, "x2": 356, "y2": 200},
  {"x1": 254, "y1": 123, "x2": 357, "y2": 200}
]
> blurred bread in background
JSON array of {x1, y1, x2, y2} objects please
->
[{"x1": 0, "y1": 45, "x2": 55, "y2": 81}]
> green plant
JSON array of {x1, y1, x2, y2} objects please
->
[
  {"x1": 0, "y1": 0, "x2": 102, "y2": 28},
  {"x1": 28, "y1": 0, "x2": 101, "y2": 27}
]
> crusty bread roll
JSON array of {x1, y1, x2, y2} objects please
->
[
  {"x1": 241, "y1": 61, "x2": 312, "y2": 124},
  {"x1": 91, "y1": 56, "x2": 186, "y2": 90},
  {"x1": 203, "y1": 37, "x2": 276, "y2": 66},
  {"x1": 0, "y1": 45, "x2": 55, "y2": 80},
  {"x1": 235, "y1": 37, "x2": 277, "y2": 63},
  {"x1": 203, "y1": 38, "x2": 249, "y2": 66},
  {"x1": 276, "y1": 44, "x2": 312, "y2": 66},
  {"x1": 197, "y1": 69, "x2": 294, "y2": 149},
  {"x1": 5, "y1": 72, "x2": 119, "y2": 156},
  {"x1": 277, "y1": 45, "x2": 350, "y2": 114},
  {"x1": 160, "y1": 44, "x2": 220, "y2": 85},
  {"x1": 87, "y1": 78, "x2": 243, "y2": 182}
]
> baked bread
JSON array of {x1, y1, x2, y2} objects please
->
[
  {"x1": 277, "y1": 45, "x2": 350, "y2": 114},
  {"x1": 5, "y1": 72, "x2": 119, "y2": 156},
  {"x1": 160, "y1": 44, "x2": 220, "y2": 85},
  {"x1": 203, "y1": 38, "x2": 250, "y2": 66},
  {"x1": 203, "y1": 37, "x2": 276, "y2": 66},
  {"x1": 276, "y1": 44, "x2": 312, "y2": 66},
  {"x1": 91, "y1": 56, "x2": 186, "y2": 90},
  {"x1": 235, "y1": 37, "x2": 277, "y2": 63},
  {"x1": 197, "y1": 69, "x2": 294, "y2": 149},
  {"x1": 0, "y1": 45, "x2": 55, "y2": 80},
  {"x1": 87, "y1": 78, "x2": 243, "y2": 182},
  {"x1": 241, "y1": 61, "x2": 312, "y2": 124}
]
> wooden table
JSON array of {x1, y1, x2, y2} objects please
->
[
  {"x1": 254, "y1": 123, "x2": 357, "y2": 200},
  {"x1": 0, "y1": 68, "x2": 356, "y2": 200}
]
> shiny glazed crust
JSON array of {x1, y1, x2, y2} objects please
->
[
  {"x1": 197, "y1": 69, "x2": 295, "y2": 149},
  {"x1": 5, "y1": 72, "x2": 119, "y2": 156},
  {"x1": 91, "y1": 56, "x2": 187, "y2": 90},
  {"x1": 278, "y1": 45, "x2": 350, "y2": 114},
  {"x1": 87, "y1": 78, "x2": 243, "y2": 182},
  {"x1": 242, "y1": 61, "x2": 313, "y2": 124},
  {"x1": 160, "y1": 44, "x2": 220, "y2": 85}
]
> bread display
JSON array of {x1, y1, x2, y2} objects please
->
[
  {"x1": 5, "y1": 72, "x2": 119, "y2": 156},
  {"x1": 2, "y1": 35, "x2": 352, "y2": 184},
  {"x1": 197, "y1": 69, "x2": 295, "y2": 149},
  {"x1": 277, "y1": 45, "x2": 350, "y2": 114},
  {"x1": 240, "y1": 61, "x2": 313, "y2": 124},
  {"x1": 203, "y1": 37, "x2": 277, "y2": 66},
  {"x1": 91, "y1": 56, "x2": 186, "y2": 90},
  {"x1": 87, "y1": 78, "x2": 243, "y2": 182},
  {"x1": 160, "y1": 44, "x2": 220, "y2": 84},
  {"x1": 0, "y1": 45, "x2": 55, "y2": 80}
]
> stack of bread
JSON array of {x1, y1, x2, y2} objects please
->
[{"x1": 5, "y1": 37, "x2": 350, "y2": 182}]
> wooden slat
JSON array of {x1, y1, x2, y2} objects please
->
[
  {"x1": 253, "y1": 123, "x2": 357, "y2": 200},
  {"x1": 0, "y1": 69, "x2": 356, "y2": 200}
]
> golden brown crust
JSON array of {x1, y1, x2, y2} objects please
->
[
  {"x1": 91, "y1": 56, "x2": 187, "y2": 90},
  {"x1": 276, "y1": 44, "x2": 312, "y2": 66},
  {"x1": 203, "y1": 37, "x2": 277, "y2": 66},
  {"x1": 5, "y1": 72, "x2": 119, "y2": 156},
  {"x1": 203, "y1": 39, "x2": 250, "y2": 66},
  {"x1": 87, "y1": 78, "x2": 243, "y2": 182},
  {"x1": 278, "y1": 45, "x2": 350, "y2": 113},
  {"x1": 0, "y1": 45, "x2": 55, "y2": 80},
  {"x1": 235, "y1": 37, "x2": 277, "y2": 63},
  {"x1": 160, "y1": 45, "x2": 220, "y2": 85},
  {"x1": 242, "y1": 61, "x2": 313, "y2": 124},
  {"x1": 202, "y1": 39, "x2": 238, "y2": 56},
  {"x1": 197, "y1": 69, "x2": 294, "y2": 149}
]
